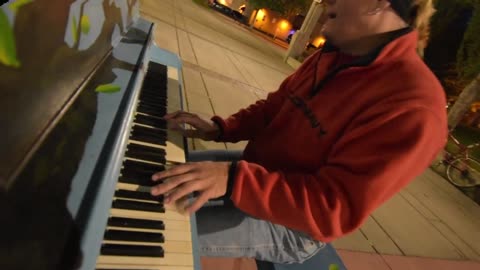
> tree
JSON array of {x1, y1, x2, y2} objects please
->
[
  {"x1": 424, "y1": 0, "x2": 473, "y2": 95},
  {"x1": 446, "y1": 1, "x2": 480, "y2": 130},
  {"x1": 247, "y1": 0, "x2": 312, "y2": 18},
  {"x1": 447, "y1": 73, "x2": 480, "y2": 130},
  {"x1": 457, "y1": 0, "x2": 480, "y2": 82}
]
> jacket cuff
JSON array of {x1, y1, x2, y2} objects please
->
[
  {"x1": 224, "y1": 161, "x2": 238, "y2": 200},
  {"x1": 211, "y1": 115, "x2": 226, "y2": 142}
]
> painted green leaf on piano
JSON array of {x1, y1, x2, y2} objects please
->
[
  {"x1": 95, "y1": 84, "x2": 121, "y2": 93},
  {"x1": 0, "y1": 9, "x2": 20, "y2": 68},
  {"x1": 8, "y1": 0, "x2": 33, "y2": 14},
  {"x1": 329, "y1": 263, "x2": 340, "y2": 270},
  {"x1": 80, "y1": 15, "x2": 90, "y2": 35},
  {"x1": 72, "y1": 15, "x2": 78, "y2": 44}
]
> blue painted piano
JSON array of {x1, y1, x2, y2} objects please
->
[{"x1": 0, "y1": 1, "x2": 200, "y2": 269}]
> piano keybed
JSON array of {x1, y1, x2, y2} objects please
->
[{"x1": 96, "y1": 62, "x2": 194, "y2": 270}]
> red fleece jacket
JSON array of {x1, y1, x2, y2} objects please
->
[{"x1": 212, "y1": 30, "x2": 448, "y2": 242}]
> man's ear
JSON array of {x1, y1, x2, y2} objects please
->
[{"x1": 367, "y1": 0, "x2": 391, "y2": 15}]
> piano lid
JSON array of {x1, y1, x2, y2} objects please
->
[{"x1": 0, "y1": 0, "x2": 140, "y2": 188}]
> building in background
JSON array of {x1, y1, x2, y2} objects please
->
[{"x1": 208, "y1": 0, "x2": 326, "y2": 48}]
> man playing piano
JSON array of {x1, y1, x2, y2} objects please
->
[{"x1": 150, "y1": 0, "x2": 447, "y2": 264}]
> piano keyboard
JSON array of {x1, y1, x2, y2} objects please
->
[{"x1": 96, "y1": 62, "x2": 194, "y2": 270}]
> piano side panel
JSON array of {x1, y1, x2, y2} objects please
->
[{"x1": 0, "y1": 0, "x2": 140, "y2": 186}]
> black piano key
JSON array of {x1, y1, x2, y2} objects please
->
[
  {"x1": 127, "y1": 142, "x2": 167, "y2": 154},
  {"x1": 142, "y1": 86, "x2": 166, "y2": 95},
  {"x1": 134, "y1": 114, "x2": 167, "y2": 129},
  {"x1": 142, "y1": 82, "x2": 166, "y2": 92},
  {"x1": 112, "y1": 199, "x2": 165, "y2": 213},
  {"x1": 101, "y1": 244, "x2": 164, "y2": 257},
  {"x1": 115, "y1": 189, "x2": 163, "y2": 203},
  {"x1": 123, "y1": 159, "x2": 165, "y2": 173},
  {"x1": 121, "y1": 167, "x2": 155, "y2": 180},
  {"x1": 129, "y1": 133, "x2": 166, "y2": 147},
  {"x1": 147, "y1": 62, "x2": 167, "y2": 74},
  {"x1": 118, "y1": 175, "x2": 155, "y2": 187},
  {"x1": 104, "y1": 229, "x2": 165, "y2": 243},
  {"x1": 108, "y1": 217, "x2": 165, "y2": 230},
  {"x1": 137, "y1": 105, "x2": 167, "y2": 118},
  {"x1": 132, "y1": 125, "x2": 167, "y2": 138},
  {"x1": 125, "y1": 144, "x2": 167, "y2": 164},
  {"x1": 139, "y1": 99, "x2": 167, "y2": 109},
  {"x1": 139, "y1": 91, "x2": 167, "y2": 101},
  {"x1": 141, "y1": 94, "x2": 166, "y2": 102},
  {"x1": 138, "y1": 100, "x2": 167, "y2": 110}
]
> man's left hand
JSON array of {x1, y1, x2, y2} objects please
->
[{"x1": 151, "y1": 161, "x2": 231, "y2": 214}]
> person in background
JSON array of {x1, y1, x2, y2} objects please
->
[{"x1": 151, "y1": 0, "x2": 447, "y2": 264}]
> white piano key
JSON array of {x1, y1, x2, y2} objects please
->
[
  {"x1": 102, "y1": 239, "x2": 192, "y2": 253},
  {"x1": 97, "y1": 253, "x2": 194, "y2": 266},
  {"x1": 110, "y1": 206, "x2": 188, "y2": 221},
  {"x1": 96, "y1": 263, "x2": 193, "y2": 270},
  {"x1": 106, "y1": 226, "x2": 192, "y2": 241}
]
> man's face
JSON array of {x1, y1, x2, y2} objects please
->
[{"x1": 322, "y1": 0, "x2": 385, "y2": 46}]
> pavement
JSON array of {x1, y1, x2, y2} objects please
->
[{"x1": 140, "y1": 0, "x2": 480, "y2": 269}]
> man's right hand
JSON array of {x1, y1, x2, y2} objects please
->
[{"x1": 163, "y1": 111, "x2": 221, "y2": 141}]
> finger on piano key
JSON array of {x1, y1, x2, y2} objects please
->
[{"x1": 115, "y1": 183, "x2": 193, "y2": 214}]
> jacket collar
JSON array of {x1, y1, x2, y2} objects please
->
[{"x1": 309, "y1": 27, "x2": 418, "y2": 97}]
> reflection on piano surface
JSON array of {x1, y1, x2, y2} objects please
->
[{"x1": 0, "y1": 1, "x2": 199, "y2": 270}]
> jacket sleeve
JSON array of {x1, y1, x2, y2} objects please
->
[
  {"x1": 228, "y1": 107, "x2": 447, "y2": 242},
  {"x1": 212, "y1": 53, "x2": 320, "y2": 143}
]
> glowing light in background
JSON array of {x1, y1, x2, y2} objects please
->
[
  {"x1": 256, "y1": 9, "x2": 265, "y2": 20},
  {"x1": 313, "y1": 36, "x2": 326, "y2": 47},
  {"x1": 279, "y1": 20, "x2": 289, "y2": 30},
  {"x1": 217, "y1": 0, "x2": 227, "y2": 5}
]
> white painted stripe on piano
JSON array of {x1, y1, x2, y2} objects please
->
[
  {"x1": 102, "y1": 240, "x2": 192, "y2": 253},
  {"x1": 97, "y1": 253, "x2": 194, "y2": 266},
  {"x1": 96, "y1": 263, "x2": 193, "y2": 270}
]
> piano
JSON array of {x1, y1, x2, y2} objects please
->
[{"x1": 0, "y1": 1, "x2": 200, "y2": 270}]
